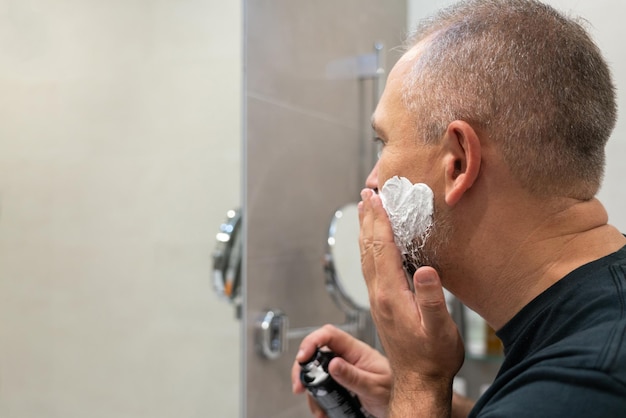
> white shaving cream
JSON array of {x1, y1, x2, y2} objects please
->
[{"x1": 379, "y1": 176, "x2": 434, "y2": 255}]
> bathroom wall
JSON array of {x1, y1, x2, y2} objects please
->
[
  {"x1": 0, "y1": 1, "x2": 241, "y2": 417},
  {"x1": 243, "y1": 1, "x2": 406, "y2": 416}
]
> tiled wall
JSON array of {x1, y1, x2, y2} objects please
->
[
  {"x1": 0, "y1": 1, "x2": 241, "y2": 417},
  {"x1": 244, "y1": 1, "x2": 406, "y2": 416}
]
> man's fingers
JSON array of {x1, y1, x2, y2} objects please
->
[
  {"x1": 360, "y1": 189, "x2": 408, "y2": 296},
  {"x1": 359, "y1": 189, "x2": 374, "y2": 270},
  {"x1": 292, "y1": 360, "x2": 305, "y2": 393},
  {"x1": 327, "y1": 357, "x2": 360, "y2": 392},
  {"x1": 413, "y1": 267, "x2": 451, "y2": 333},
  {"x1": 370, "y1": 192, "x2": 408, "y2": 290},
  {"x1": 291, "y1": 324, "x2": 370, "y2": 392}
]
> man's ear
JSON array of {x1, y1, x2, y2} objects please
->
[{"x1": 442, "y1": 120, "x2": 481, "y2": 207}]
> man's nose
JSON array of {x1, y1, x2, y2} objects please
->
[{"x1": 365, "y1": 161, "x2": 379, "y2": 193}]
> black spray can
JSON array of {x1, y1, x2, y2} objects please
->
[{"x1": 299, "y1": 348, "x2": 368, "y2": 418}]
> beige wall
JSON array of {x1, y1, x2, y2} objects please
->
[{"x1": 0, "y1": 1, "x2": 241, "y2": 417}]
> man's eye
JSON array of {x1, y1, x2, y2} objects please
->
[{"x1": 374, "y1": 137, "x2": 384, "y2": 159}]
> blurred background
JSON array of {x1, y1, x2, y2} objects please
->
[{"x1": 0, "y1": 1, "x2": 241, "y2": 417}]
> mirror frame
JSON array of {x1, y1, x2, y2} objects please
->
[{"x1": 323, "y1": 204, "x2": 370, "y2": 315}]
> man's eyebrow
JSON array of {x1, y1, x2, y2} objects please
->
[{"x1": 371, "y1": 115, "x2": 388, "y2": 141}]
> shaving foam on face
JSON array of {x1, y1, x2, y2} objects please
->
[{"x1": 379, "y1": 176, "x2": 434, "y2": 255}]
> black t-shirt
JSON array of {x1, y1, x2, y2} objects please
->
[{"x1": 470, "y1": 245, "x2": 626, "y2": 417}]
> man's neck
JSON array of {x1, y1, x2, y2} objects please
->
[{"x1": 449, "y1": 197, "x2": 626, "y2": 330}]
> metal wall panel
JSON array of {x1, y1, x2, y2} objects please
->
[{"x1": 243, "y1": 1, "x2": 406, "y2": 416}]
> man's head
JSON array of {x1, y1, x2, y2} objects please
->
[
  {"x1": 368, "y1": 0, "x2": 618, "y2": 277},
  {"x1": 402, "y1": 0, "x2": 617, "y2": 199}
]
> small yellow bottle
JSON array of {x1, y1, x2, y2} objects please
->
[{"x1": 485, "y1": 323, "x2": 503, "y2": 357}]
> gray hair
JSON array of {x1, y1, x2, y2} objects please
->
[{"x1": 403, "y1": 0, "x2": 617, "y2": 199}]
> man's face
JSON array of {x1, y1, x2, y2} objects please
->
[
  {"x1": 367, "y1": 44, "x2": 452, "y2": 273},
  {"x1": 368, "y1": 42, "x2": 442, "y2": 191}
]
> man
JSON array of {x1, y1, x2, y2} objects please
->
[{"x1": 292, "y1": 0, "x2": 626, "y2": 417}]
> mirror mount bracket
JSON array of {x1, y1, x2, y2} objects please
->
[{"x1": 255, "y1": 309, "x2": 374, "y2": 360}]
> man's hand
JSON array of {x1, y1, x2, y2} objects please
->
[
  {"x1": 292, "y1": 324, "x2": 392, "y2": 418},
  {"x1": 359, "y1": 188, "x2": 465, "y2": 417}
]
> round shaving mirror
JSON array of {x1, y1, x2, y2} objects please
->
[{"x1": 324, "y1": 203, "x2": 370, "y2": 313}]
